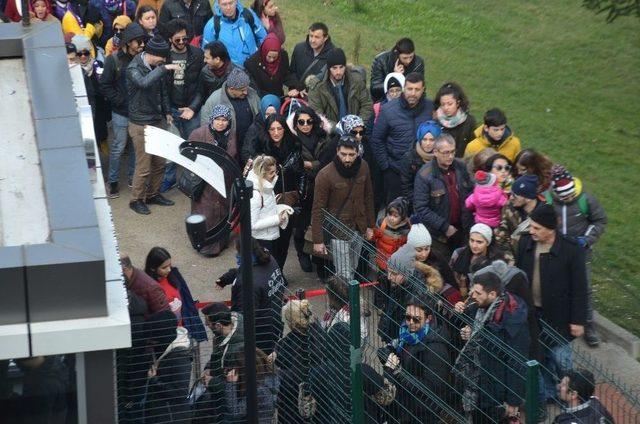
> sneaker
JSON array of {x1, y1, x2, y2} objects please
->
[
  {"x1": 298, "y1": 254, "x2": 313, "y2": 272},
  {"x1": 108, "y1": 182, "x2": 119, "y2": 199},
  {"x1": 584, "y1": 321, "x2": 600, "y2": 347},
  {"x1": 129, "y1": 200, "x2": 150, "y2": 215},
  {"x1": 146, "y1": 194, "x2": 175, "y2": 206},
  {"x1": 127, "y1": 179, "x2": 133, "y2": 188}
]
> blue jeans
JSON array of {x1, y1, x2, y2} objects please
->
[
  {"x1": 108, "y1": 112, "x2": 135, "y2": 184},
  {"x1": 162, "y1": 108, "x2": 201, "y2": 187},
  {"x1": 540, "y1": 342, "x2": 572, "y2": 401}
]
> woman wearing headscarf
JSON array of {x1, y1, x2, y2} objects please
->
[
  {"x1": 243, "y1": 33, "x2": 300, "y2": 98},
  {"x1": 399, "y1": 120, "x2": 442, "y2": 203},
  {"x1": 241, "y1": 94, "x2": 281, "y2": 164},
  {"x1": 188, "y1": 105, "x2": 237, "y2": 257}
]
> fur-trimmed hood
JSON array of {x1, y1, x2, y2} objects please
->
[{"x1": 413, "y1": 261, "x2": 444, "y2": 293}]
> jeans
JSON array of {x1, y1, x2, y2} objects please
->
[
  {"x1": 108, "y1": 112, "x2": 135, "y2": 184},
  {"x1": 540, "y1": 342, "x2": 572, "y2": 401},
  {"x1": 162, "y1": 108, "x2": 201, "y2": 187}
]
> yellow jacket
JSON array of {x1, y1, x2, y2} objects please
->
[{"x1": 464, "y1": 125, "x2": 522, "y2": 162}]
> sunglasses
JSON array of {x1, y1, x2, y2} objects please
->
[
  {"x1": 174, "y1": 37, "x2": 189, "y2": 43},
  {"x1": 492, "y1": 164, "x2": 512, "y2": 172},
  {"x1": 77, "y1": 50, "x2": 91, "y2": 57},
  {"x1": 404, "y1": 314, "x2": 422, "y2": 324},
  {"x1": 350, "y1": 129, "x2": 364, "y2": 137},
  {"x1": 297, "y1": 118, "x2": 313, "y2": 126}
]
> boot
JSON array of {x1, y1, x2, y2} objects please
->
[
  {"x1": 584, "y1": 321, "x2": 599, "y2": 347},
  {"x1": 298, "y1": 253, "x2": 313, "y2": 272}
]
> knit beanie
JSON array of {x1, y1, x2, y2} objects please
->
[
  {"x1": 260, "y1": 94, "x2": 281, "y2": 118},
  {"x1": 226, "y1": 67, "x2": 251, "y2": 89},
  {"x1": 387, "y1": 245, "x2": 416, "y2": 274},
  {"x1": 407, "y1": 223, "x2": 432, "y2": 248},
  {"x1": 470, "y1": 223, "x2": 493, "y2": 244},
  {"x1": 383, "y1": 72, "x2": 405, "y2": 93},
  {"x1": 145, "y1": 34, "x2": 170, "y2": 58},
  {"x1": 511, "y1": 174, "x2": 539, "y2": 199},
  {"x1": 529, "y1": 203, "x2": 558, "y2": 230},
  {"x1": 122, "y1": 22, "x2": 145, "y2": 45},
  {"x1": 282, "y1": 299, "x2": 312, "y2": 332},
  {"x1": 416, "y1": 120, "x2": 442, "y2": 144},
  {"x1": 326, "y1": 48, "x2": 347, "y2": 68},
  {"x1": 386, "y1": 197, "x2": 409, "y2": 220},
  {"x1": 474, "y1": 170, "x2": 497, "y2": 187},
  {"x1": 551, "y1": 164, "x2": 576, "y2": 199},
  {"x1": 71, "y1": 34, "x2": 92, "y2": 53}
]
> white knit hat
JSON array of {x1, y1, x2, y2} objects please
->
[
  {"x1": 407, "y1": 223, "x2": 432, "y2": 248},
  {"x1": 470, "y1": 223, "x2": 493, "y2": 244}
]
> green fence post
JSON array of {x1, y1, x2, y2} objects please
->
[
  {"x1": 348, "y1": 280, "x2": 364, "y2": 424},
  {"x1": 525, "y1": 360, "x2": 540, "y2": 423}
]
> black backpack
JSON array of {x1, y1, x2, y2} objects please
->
[{"x1": 212, "y1": 8, "x2": 260, "y2": 45}]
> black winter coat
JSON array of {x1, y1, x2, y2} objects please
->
[
  {"x1": 167, "y1": 45, "x2": 205, "y2": 111},
  {"x1": 413, "y1": 158, "x2": 474, "y2": 238},
  {"x1": 126, "y1": 54, "x2": 171, "y2": 125},
  {"x1": 100, "y1": 50, "x2": 134, "y2": 116},
  {"x1": 254, "y1": 134, "x2": 302, "y2": 195},
  {"x1": 377, "y1": 276, "x2": 428, "y2": 343},
  {"x1": 515, "y1": 234, "x2": 589, "y2": 342},
  {"x1": 146, "y1": 348, "x2": 193, "y2": 424},
  {"x1": 244, "y1": 49, "x2": 299, "y2": 97},
  {"x1": 371, "y1": 96, "x2": 434, "y2": 172},
  {"x1": 399, "y1": 146, "x2": 430, "y2": 204},
  {"x1": 377, "y1": 322, "x2": 451, "y2": 424},
  {"x1": 442, "y1": 115, "x2": 477, "y2": 158},
  {"x1": 197, "y1": 62, "x2": 238, "y2": 103},
  {"x1": 370, "y1": 50, "x2": 425, "y2": 102},
  {"x1": 289, "y1": 37, "x2": 335, "y2": 84},
  {"x1": 240, "y1": 113, "x2": 266, "y2": 163},
  {"x1": 159, "y1": 0, "x2": 212, "y2": 37}
]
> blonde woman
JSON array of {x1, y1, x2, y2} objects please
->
[{"x1": 246, "y1": 155, "x2": 291, "y2": 263}]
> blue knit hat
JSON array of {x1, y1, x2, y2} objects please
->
[
  {"x1": 512, "y1": 174, "x2": 539, "y2": 199},
  {"x1": 260, "y1": 94, "x2": 281, "y2": 118},
  {"x1": 416, "y1": 120, "x2": 442, "y2": 144}
]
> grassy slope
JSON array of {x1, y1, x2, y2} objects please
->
[{"x1": 279, "y1": 0, "x2": 640, "y2": 334}]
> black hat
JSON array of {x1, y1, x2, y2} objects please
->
[
  {"x1": 123, "y1": 23, "x2": 146, "y2": 45},
  {"x1": 387, "y1": 76, "x2": 402, "y2": 90},
  {"x1": 326, "y1": 48, "x2": 346, "y2": 68},
  {"x1": 145, "y1": 34, "x2": 170, "y2": 58},
  {"x1": 529, "y1": 203, "x2": 557, "y2": 230}
]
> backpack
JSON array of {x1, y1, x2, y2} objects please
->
[
  {"x1": 544, "y1": 191, "x2": 589, "y2": 217},
  {"x1": 212, "y1": 8, "x2": 260, "y2": 45}
]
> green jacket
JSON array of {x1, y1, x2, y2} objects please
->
[{"x1": 307, "y1": 68, "x2": 373, "y2": 125}]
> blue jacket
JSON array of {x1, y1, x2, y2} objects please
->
[
  {"x1": 371, "y1": 95, "x2": 434, "y2": 172},
  {"x1": 168, "y1": 267, "x2": 208, "y2": 342},
  {"x1": 201, "y1": 1, "x2": 267, "y2": 67}
]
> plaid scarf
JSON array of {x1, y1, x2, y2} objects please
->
[{"x1": 436, "y1": 107, "x2": 468, "y2": 129}]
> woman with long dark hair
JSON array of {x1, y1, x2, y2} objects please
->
[
  {"x1": 144, "y1": 247, "x2": 207, "y2": 342},
  {"x1": 434, "y1": 82, "x2": 477, "y2": 157},
  {"x1": 253, "y1": 114, "x2": 303, "y2": 269},
  {"x1": 251, "y1": 0, "x2": 285, "y2": 43},
  {"x1": 288, "y1": 106, "x2": 331, "y2": 272},
  {"x1": 514, "y1": 148, "x2": 553, "y2": 194}
]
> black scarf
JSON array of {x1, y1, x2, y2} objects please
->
[
  {"x1": 333, "y1": 155, "x2": 361, "y2": 179},
  {"x1": 297, "y1": 131, "x2": 319, "y2": 154},
  {"x1": 210, "y1": 129, "x2": 229, "y2": 151}
]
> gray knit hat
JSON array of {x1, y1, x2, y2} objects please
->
[
  {"x1": 387, "y1": 245, "x2": 416, "y2": 274},
  {"x1": 71, "y1": 34, "x2": 92, "y2": 53},
  {"x1": 226, "y1": 67, "x2": 250, "y2": 89}
]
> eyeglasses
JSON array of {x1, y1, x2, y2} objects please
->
[
  {"x1": 492, "y1": 164, "x2": 512, "y2": 172},
  {"x1": 438, "y1": 149, "x2": 455, "y2": 156},
  {"x1": 77, "y1": 50, "x2": 91, "y2": 57},
  {"x1": 350, "y1": 129, "x2": 364, "y2": 137},
  {"x1": 297, "y1": 118, "x2": 313, "y2": 126},
  {"x1": 174, "y1": 37, "x2": 189, "y2": 43},
  {"x1": 404, "y1": 314, "x2": 422, "y2": 324}
]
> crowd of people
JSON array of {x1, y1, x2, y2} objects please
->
[{"x1": 0, "y1": 0, "x2": 617, "y2": 422}]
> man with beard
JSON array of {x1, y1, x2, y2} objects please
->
[
  {"x1": 198, "y1": 41, "x2": 237, "y2": 101},
  {"x1": 126, "y1": 35, "x2": 179, "y2": 215},
  {"x1": 100, "y1": 23, "x2": 146, "y2": 198},
  {"x1": 311, "y1": 136, "x2": 375, "y2": 280},
  {"x1": 371, "y1": 72, "x2": 434, "y2": 204}
]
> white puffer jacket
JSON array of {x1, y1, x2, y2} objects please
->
[{"x1": 247, "y1": 169, "x2": 280, "y2": 241}]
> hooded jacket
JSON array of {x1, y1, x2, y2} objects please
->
[
  {"x1": 371, "y1": 96, "x2": 435, "y2": 172},
  {"x1": 465, "y1": 183, "x2": 508, "y2": 228},
  {"x1": 246, "y1": 168, "x2": 281, "y2": 241},
  {"x1": 464, "y1": 125, "x2": 522, "y2": 162},
  {"x1": 545, "y1": 178, "x2": 607, "y2": 248},
  {"x1": 201, "y1": 2, "x2": 267, "y2": 66},
  {"x1": 369, "y1": 49, "x2": 425, "y2": 102},
  {"x1": 101, "y1": 49, "x2": 135, "y2": 116},
  {"x1": 126, "y1": 53, "x2": 172, "y2": 125},
  {"x1": 307, "y1": 68, "x2": 373, "y2": 126},
  {"x1": 159, "y1": 0, "x2": 212, "y2": 37},
  {"x1": 289, "y1": 36, "x2": 335, "y2": 84}
]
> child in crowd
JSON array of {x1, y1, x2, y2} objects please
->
[
  {"x1": 464, "y1": 108, "x2": 522, "y2": 162},
  {"x1": 373, "y1": 197, "x2": 411, "y2": 272},
  {"x1": 465, "y1": 170, "x2": 508, "y2": 228}
]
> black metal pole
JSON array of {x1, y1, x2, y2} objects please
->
[
  {"x1": 237, "y1": 178, "x2": 258, "y2": 424},
  {"x1": 21, "y1": 0, "x2": 30, "y2": 26}
]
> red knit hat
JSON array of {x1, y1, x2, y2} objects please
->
[
  {"x1": 474, "y1": 170, "x2": 496, "y2": 186},
  {"x1": 551, "y1": 164, "x2": 575, "y2": 199}
]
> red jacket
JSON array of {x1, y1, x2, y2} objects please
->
[
  {"x1": 127, "y1": 267, "x2": 170, "y2": 316},
  {"x1": 373, "y1": 219, "x2": 410, "y2": 270}
]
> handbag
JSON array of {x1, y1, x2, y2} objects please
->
[
  {"x1": 177, "y1": 166, "x2": 205, "y2": 201},
  {"x1": 276, "y1": 162, "x2": 300, "y2": 207}
]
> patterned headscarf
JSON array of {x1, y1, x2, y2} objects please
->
[
  {"x1": 209, "y1": 104, "x2": 232, "y2": 125},
  {"x1": 337, "y1": 114, "x2": 364, "y2": 135}
]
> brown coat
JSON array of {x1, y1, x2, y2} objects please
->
[
  {"x1": 188, "y1": 126, "x2": 237, "y2": 256},
  {"x1": 127, "y1": 267, "x2": 169, "y2": 316},
  {"x1": 311, "y1": 160, "x2": 375, "y2": 243}
]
